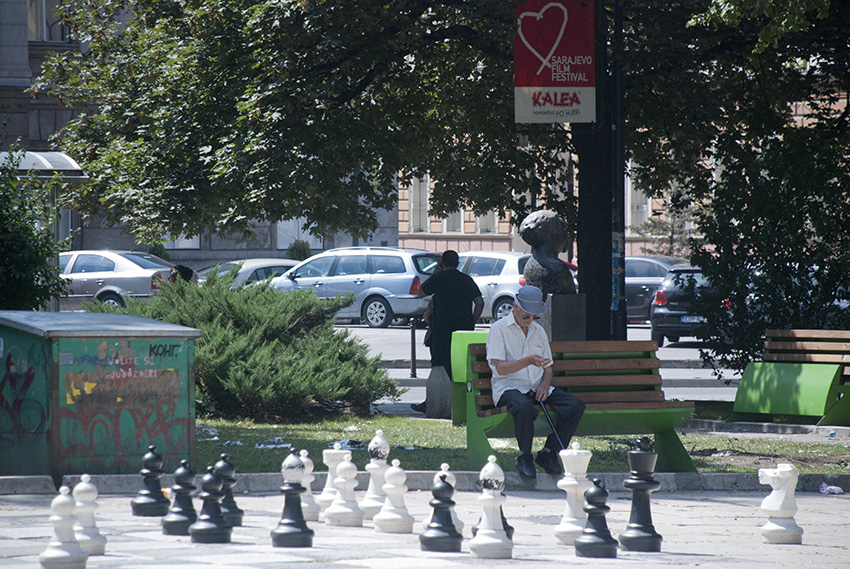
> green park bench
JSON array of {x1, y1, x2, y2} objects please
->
[
  {"x1": 450, "y1": 331, "x2": 697, "y2": 472},
  {"x1": 730, "y1": 329, "x2": 850, "y2": 426}
]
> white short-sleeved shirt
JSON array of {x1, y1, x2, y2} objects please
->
[{"x1": 486, "y1": 314, "x2": 553, "y2": 406}]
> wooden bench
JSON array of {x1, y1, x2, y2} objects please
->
[
  {"x1": 450, "y1": 331, "x2": 697, "y2": 472},
  {"x1": 730, "y1": 329, "x2": 850, "y2": 426}
]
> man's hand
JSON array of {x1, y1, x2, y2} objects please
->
[{"x1": 525, "y1": 354, "x2": 552, "y2": 368}]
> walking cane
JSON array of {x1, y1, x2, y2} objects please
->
[{"x1": 539, "y1": 402, "x2": 565, "y2": 451}]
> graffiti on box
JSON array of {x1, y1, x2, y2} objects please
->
[
  {"x1": 56, "y1": 338, "x2": 191, "y2": 472},
  {"x1": 0, "y1": 352, "x2": 47, "y2": 448}
]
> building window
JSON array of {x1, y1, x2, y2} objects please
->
[
  {"x1": 28, "y1": 0, "x2": 72, "y2": 42},
  {"x1": 445, "y1": 210, "x2": 462, "y2": 232},
  {"x1": 277, "y1": 218, "x2": 322, "y2": 250},
  {"x1": 163, "y1": 235, "x2": 201, "y2": 250},
  {"x1": 409, "y1": 175, "x2": 430, "y2": 232},
  {"x1": 477, "y1": 210, "x2": 496, "y2": 233}
]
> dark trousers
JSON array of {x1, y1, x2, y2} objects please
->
[{"x1": 497, "y1": 388, "x2": 586, "y2": 456}]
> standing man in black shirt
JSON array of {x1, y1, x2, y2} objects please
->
[{"x1": 410, "y1": 250, "x2": 484, "y2": 414}]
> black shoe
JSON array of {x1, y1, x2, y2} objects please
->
[
  {"x1": 517, "y1": 453, "x2": 537, "y2": 479},
  {"x1": 410, "y1": 401, "x2": 426, "y2": 413},
  {"x1": 535, "y1": 448, "x2": 563, "y2": 475}
]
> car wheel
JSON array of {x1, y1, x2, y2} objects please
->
[
  {"x1": 362, "y1": 296, "x2": 393, "y2": 328},
  {"x1": 667, "y1": 335, "x2": 680, "y2": 343},
  {"x1": 493, "y1": 297, "x2": 514, "y2": 321},
  {"x1": 651, "y1": 331, "x2": 665, "y2": 347},
  {"x1": 98, "y1": 292, "x2": 125, "y2": 308}
]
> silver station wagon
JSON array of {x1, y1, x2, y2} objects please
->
[{"x1": 271, "y1": 247, "x2": 441, "y2": 327}]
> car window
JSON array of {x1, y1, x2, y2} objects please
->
[
  {"x1": 518, "y1": 256, "x2": 529, "y2": 274},
  {"x1": 413, "y1": 254, "x2": 442, "y2": 275},
  {"x1": 119, "y1": 253, "x2": 172, "y2": 269},
  {"x1": 247, "y1": 266, "x2": 291, "y2": 282},
  {"x1": 466, "y1": 257, "x2": 503, "y2": 277},
  {"x1": 70, "y1": 254, "x2": 108, "y2": 273},
  {"x1": 294, "y1": 257, "x2": 335, "y2": 278},
  {"x1": 59, "y1": 254, "x2": 71, "y2": 273},
  {"x1": 335, "y1": 255, "x2": 367, "y2": 276},
  {"x1": 370, "y1": 255, "x2": 406, "y2": 274},
  {"x1": 626, "y1": 259, "x2": 655, "y2": 278}
]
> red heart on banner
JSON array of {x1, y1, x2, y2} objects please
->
[{"x1": 517, "y1": 3, "x2": 569, "y2": 76}]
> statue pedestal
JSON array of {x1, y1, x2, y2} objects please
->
[{"x1": 539, "y1": 294, "x2": 586, "y2": 341}]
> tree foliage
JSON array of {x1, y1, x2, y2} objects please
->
[
  {"x1": 627, "y1": 0, "x2": 850, "y2": 371},
  {"x1": 36, "y1": 0, "x2": 576, "y2": 242},
  {"x1": 0, "y1": 149, "x2": 69, "y2": 310}
]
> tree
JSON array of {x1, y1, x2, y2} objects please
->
[
  {"x1": 36, "y1": 0, "x2": 576, "y2": 242},
  {"x1": 0, "y1": 149, "x2": 69, "y2": 310},
  {"x1": 626, "y1": 0, "x2": 850, "y2": 371}
]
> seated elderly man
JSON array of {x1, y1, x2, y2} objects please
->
[{"x1": 485, "y1": 285, "x2": 586, "y2": 479}]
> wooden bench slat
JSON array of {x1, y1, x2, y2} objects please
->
[
  {"x1": 763, "y1": 353, "x2": 850, "y2": 365},
  {"x1": 469, "y1": 341, "x2": 658, "y2": 355},
  {"x1": 476, "y1": 400, "x2": 692, "y2": 418},
  {"x1": 473, "y1": 375, "x2": 663, "y2": 390},
  {"x1": 471, "y1": 358, "x2": 661, "y2": 374},
  {"x1": 764, "y1": 340, "x2": 850, "y2": 354},
  {"x1": 766, "y1": 329, "x2": 850, "y2": 340},
  {"x1": 474, "y1": 390, "x2": 665, "y2": 409}
]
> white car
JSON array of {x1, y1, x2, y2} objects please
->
[{"x1": 197, "y1": 258, "x2": 299, "y2": 287}]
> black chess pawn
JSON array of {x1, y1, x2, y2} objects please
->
[
  {"x1": 619, "y1": 437, "x2": 663, "y2": 552},
  {"x1": 188, "y1": 466, "x2": 233, "y2": 544},
  {"x1": 213, "y1": 453, "x2": 244, "y2": 527},
  {"x1": 271, "y1": 451, "x2": 314, "y2": 548},
  {"x1": 419, "y1": 474, "x2": 463, "y2": 552},
  {"x1": 574, "y1": 478, "x2": 618, "y2": 558},
  {"x1": 130, "y1": 445, "x2": 170, "y2": 517},
  {"x1": 162, "y1": 460, "x2": 198, "y2": 536}
]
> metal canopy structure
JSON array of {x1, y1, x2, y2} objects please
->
[{"x1": 0, "y1": 151, "x2": 87, "y2": 182}]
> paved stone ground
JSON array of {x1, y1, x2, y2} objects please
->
[{"x1": 2, "y1": 488, "x2": 849, "y2": 568}]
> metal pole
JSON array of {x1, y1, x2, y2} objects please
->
[{"x1": 409, "y1": 317, "x2": 417, "y2": 378}]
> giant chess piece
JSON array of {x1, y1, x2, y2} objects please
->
[
  {"x1": 432, "y1": 463, "x2": 464, "y2": 533},
  {"x1": 162, "y1": 460, "x2": 198, "y2": 536},
  {"x1": 373, "y1": 459, "x2": 415, "y2": 534},
  {"x1": 213, "y1": 454, "x2": 244, "y2": 527},
  {"x1": 131, "y1": 445, "x2": 171, "y2": 517},
  {"x1": 298, "y1": 450, "x2": 321, "y2": 522},
  {"x1": 574, "y1": 479, "x2": 618, "y2": 559},
  {"x1": 39, "y1": 486, "x2": 88, "y2": 569},
  {"x1": 73, "y1": 474, "x2": 106, "y2": 555},
  {"x1": 316, "y1": 443, "x2": 349, "y2": 512},
  {"x1": 188, "y1": 466, "x2": 233, "y2": 544},
  {"x1": 619, "y1": 437, "x2": 662, "y2": 552},
  {"x1": 360, "y1": 430, "x2": 391, "y2": 520},
  {"x1": 555, "y1": 442, "x2": 593, "y2": 545},
  {"x1": 271, "y1": 451, "x2": 314, "y2": 548},
  {"x1": 419, "y1": 473, "x2": 463, "y2": 552},
  {"x1": 324, "y1": 454, "x2": 365, "y2": 527},
  {"x1": 469, "y1": 456, "x2": 513, "y2": 559},
  {"x1": 759, "y1": 463, "x2": 804, "y2": 544}
]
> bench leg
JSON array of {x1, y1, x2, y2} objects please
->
[
  {"x1": 654, "y1": 429, "x2": 698, "y2": 473},
  {"x1": 466, "y1": 424, "x2": 498, "y2": 471}
]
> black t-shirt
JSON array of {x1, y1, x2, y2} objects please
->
[{"x1": 421, "y1": 269, "x2": 482, "y2": 334}]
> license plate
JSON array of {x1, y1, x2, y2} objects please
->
[{"x1": 681, "y1": 315, "x2": 705, "y2": 323}]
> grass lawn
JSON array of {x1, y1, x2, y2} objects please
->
[{"x1": 196, "y1": 410, "x2": 850, "y2": 475}]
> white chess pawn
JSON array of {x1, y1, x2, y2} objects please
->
[
  {"x1": 433, "y1": 463, "x2": 464, "y2": 533},
  {"x1": 324, "y1": 455, "x2": 365, "y2": 527},
  {"x1": 360, "y1": 430, "x2": 391, "y2": 520},
  {"x1": 298, "y1": 450, "x2": 320, "y2": 522},
  {"x1": 469, "y1": 456, "x2": 513, "y2": 559},
  {"x1": 39, "y1": 486, "x2": 89, "y2": 569},
  {"x1": 316, "y1": 443, "x2": 349, "y2": 512},
  {"x1": 555, "y1": 442, "x2": 593, "y2": 544},
  {"x1": 73, "y1": 474, "x2": 106, "y2": 555},
  {"x1": 373, "y1": 459, "x2": 415, "y2": 534},
  {"x1": 759, "y1": 463, "x2": 804, "y2": 544}
]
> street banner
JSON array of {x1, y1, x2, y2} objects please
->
[{"x1": 514, "y1": 0, "x2": 596, "y2": 123}]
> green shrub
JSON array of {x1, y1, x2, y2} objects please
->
[
  {"x1": 85, "y1": 271, "x2": 401, "y2": 420},
  {"x1": 286, "y1": 239, "x2": 313, "y2": 261}
]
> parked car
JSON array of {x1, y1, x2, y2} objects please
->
[
  {"x1": 458, "y1": 251, "x2": 578, "y2": 321},
  {"x1": 625, "y1": 256, "x2": 688, "y2": 323},
  {"x1": 649, "y1": 266, "x2": 708, "y2": 346},
  {"x1": 271, "y1": 247, "x2": 441, "y2": 328},
  {"x1": 197, "y1": 258, "x2": 299, "y2": 287},
  {"x1": 58, "y1": 250, "x2": 175, "y2": 310}
]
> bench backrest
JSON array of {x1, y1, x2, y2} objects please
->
[{"x1": 763, "y1": 329, "x2": 850, "y2": 385}]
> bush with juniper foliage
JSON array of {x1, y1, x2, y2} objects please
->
[{"x1": 85, "y1": 269, "x2": 401, "y2": 420}]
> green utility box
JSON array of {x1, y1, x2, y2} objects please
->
[{"x1": 0, "y1": 311, "x2": 201, "y2": 485}]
